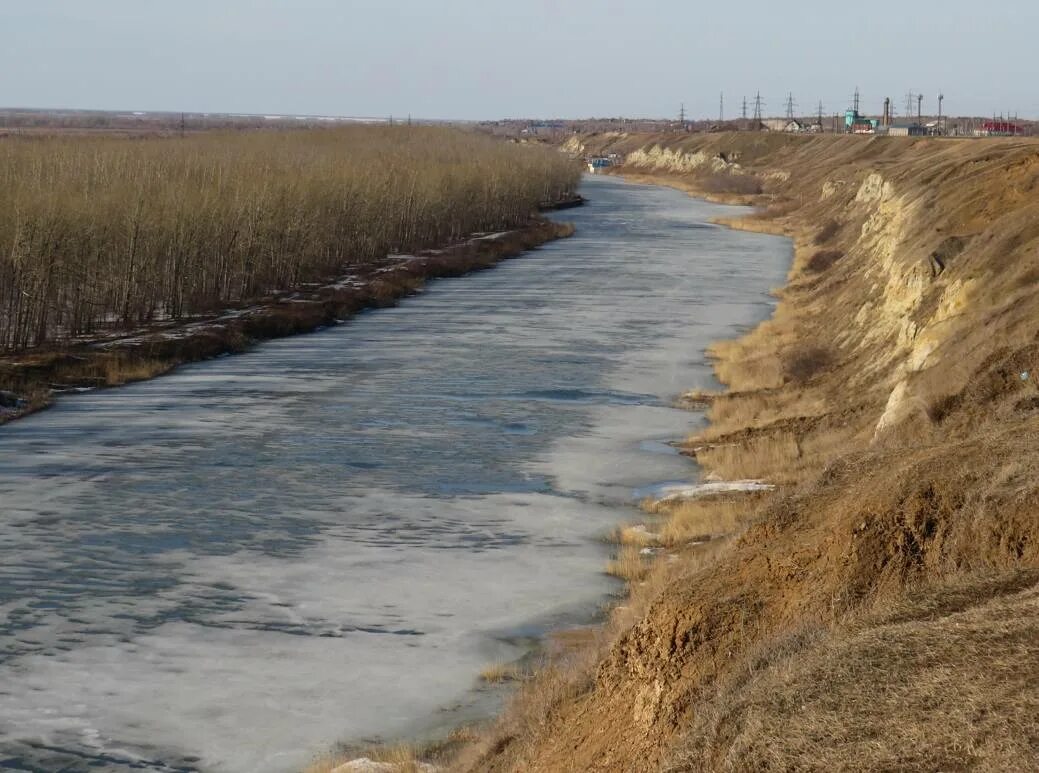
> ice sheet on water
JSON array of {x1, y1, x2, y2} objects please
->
[{"x1": 0, "y1": 489, "x2": 620, "y2": 772}]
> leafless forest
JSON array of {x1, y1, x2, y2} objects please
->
[{"x1": 0, "y1": 127, "x2": 579, "y2": 351}]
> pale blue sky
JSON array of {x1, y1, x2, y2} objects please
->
[{"x1": 2, "y1": 0, "x2": 1035, "y2": 119}]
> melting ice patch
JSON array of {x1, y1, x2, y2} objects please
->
[{"x1": 646, "y1": 480, "x2": 775, "y2": 503}]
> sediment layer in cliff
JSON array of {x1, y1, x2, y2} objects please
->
[{"x1": 459, "y1": 133, "x2": 1039, "y2": 771}]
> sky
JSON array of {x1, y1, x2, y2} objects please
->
[{"x1": 2, "y1": 0, "x2": 1036, "y2": 120}]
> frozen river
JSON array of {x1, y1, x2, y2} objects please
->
[{"x1": 0, "y1": 176, "x2": 790, "y2": 772}]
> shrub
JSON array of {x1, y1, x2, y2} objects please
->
[
  {"x1": 784, "y1": 346, "x2": 834, "y2": 383},
  {"x1": 805, "y1": 249, "x2": 845, "y2": 273},
  {"x1": 813, "y1": 219, "x2": 841, "y2": 245}
]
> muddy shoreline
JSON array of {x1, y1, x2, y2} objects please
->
[{"x1": 0, "y1": 210, "x2": 579, "y2": 426}]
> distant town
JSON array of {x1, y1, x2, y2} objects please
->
[{"x1": 484, "y1": 88, "x2": 1032, "y2": 139}]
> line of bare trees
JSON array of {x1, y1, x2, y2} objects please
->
[{"x1": 0, "y1": 126, "x2": 580, "y2": 351}]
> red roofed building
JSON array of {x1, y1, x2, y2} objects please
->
[{"x1": 981, "y1": 121, "x2": 1023, "y2": 136}]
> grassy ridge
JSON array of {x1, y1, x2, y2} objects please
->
[{"x1": 0, "y1": 127, "x2": 579, "y2": 351}]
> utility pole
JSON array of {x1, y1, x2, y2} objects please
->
[
  {"x1": 785, "y1": 93, "x2": 796, "y2": 121},
  {"x1": 719, "y1": 92, "x2": 724, "y2": 123},
  {"x1": 741, "y1": 96, "x2": 748, "y2": 121},
  {"x1": 917, "y1": 94, "x2": 923, "y2": 124},
  {"x1": 752, "y1": 92, "x2": 763, "y2": 127},
  {"x1": 905, "y1": 92, "x2": 915, "y2": 121},
  {"x1": 180, "y1": 112, "x2": 186, "y2": 138},
  {"x1": 679, "y1": 102, "x2": 686, "y2": 128},
  {"x1": 937, "y1": 93, "x2": 944, "y2": 135},
  {"x1": 817, "y1": 100, "x2": 824, "y2": 129}
]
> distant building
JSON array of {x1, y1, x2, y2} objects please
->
[
  {"x1": 761, "y1": 118, "x2": 805, "y2": 133},
  {"x1": 883, "y1": 123, "x2": 928, "y2": 137},
  {"x1": 979, "y1": 121, "x2": 1023, "y2": 136}
]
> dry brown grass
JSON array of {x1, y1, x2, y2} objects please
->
[
  {"x1": 708, "y1": 320, "x2": 797, "y2": 392},
  {"x1": 458, "y1": 651, "x2": 600, "y2": 771},
  {"x1": 100, "y1": 356, "x2": 174, "y2": 386},
  {"x1": 479, "y1": 663, "x2": 523, "y2": 684},
  {"x1": 605, "y1": 545, "x2": 650, "y2": 582},
  {"x1": 666, "y1": 572, "x2": 1039, "y2": 772},
  {"x1": 694, "y1": 435, "x2": 799, "y2": 482},
  {"x1": 610, "y1": 523, "x2": 661, "y2": 547},
  {"x1": 654, "y1": 497, "x2": 760, "y2": 547}
]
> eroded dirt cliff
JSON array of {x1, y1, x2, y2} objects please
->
[{"x1": 457, "y1": 133, "x2": 1039, "y2": 771}]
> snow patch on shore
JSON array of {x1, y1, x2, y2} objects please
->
[{"x1": 650, "y1": 480, "x2": 773, "y2": 503}]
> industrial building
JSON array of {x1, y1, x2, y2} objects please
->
[
  {"x1": 978, "y1": 120, "x2": 1023, "y2": 137},
  {"x1": 845, "y1": 96, "x2": 929, "y2": 136},
  {"x1": 884, "y1": 123, "x2": 929, "y2": 137}
]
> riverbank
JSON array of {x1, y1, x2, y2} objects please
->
[
  {"x1": 0, "y1": 216, "x2": 575, "y2": 426},
  {"x1": 431, "y1": 133, "x2": 1039, "y2": 770}
]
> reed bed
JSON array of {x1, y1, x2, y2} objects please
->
[{"x1": 0, "y1": 127, "x2": 579, "y2": 351}]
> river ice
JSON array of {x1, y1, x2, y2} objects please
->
[{"x1": 0, "y1": 176, "x2": 791, "y2": 772}]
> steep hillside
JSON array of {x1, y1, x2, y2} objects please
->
[{"x1": 457, "y1": 133, "x2": 1039, "y2": 771}]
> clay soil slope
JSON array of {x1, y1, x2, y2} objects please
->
[{"x1": 455, "y1": 133, "x2": 1039, "y2": 771}]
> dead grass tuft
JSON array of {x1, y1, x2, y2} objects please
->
[
  {"x1": 656, "y1": 497, "x2": 761, "y2": 546},
  {"x1": 479, "y1": 662, "x2": 523, "y2": 684},
  {"x1": 610, "y1": 523, "x2": 661, "y2": 547},
  {"x1": 100, "y1": 356, "x2": 174, "y2": 386},
  {"x1": 605, "y1": 545, "x2": 650, "y2": 582}
]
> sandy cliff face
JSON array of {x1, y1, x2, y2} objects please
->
[{"x1": 458, "y1": 133, "x2": 1039, "y2": 772}]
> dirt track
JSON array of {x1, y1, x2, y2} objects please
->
[{"x1": 457, "y1": 133, "x2": 1039, "y2": 771}]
